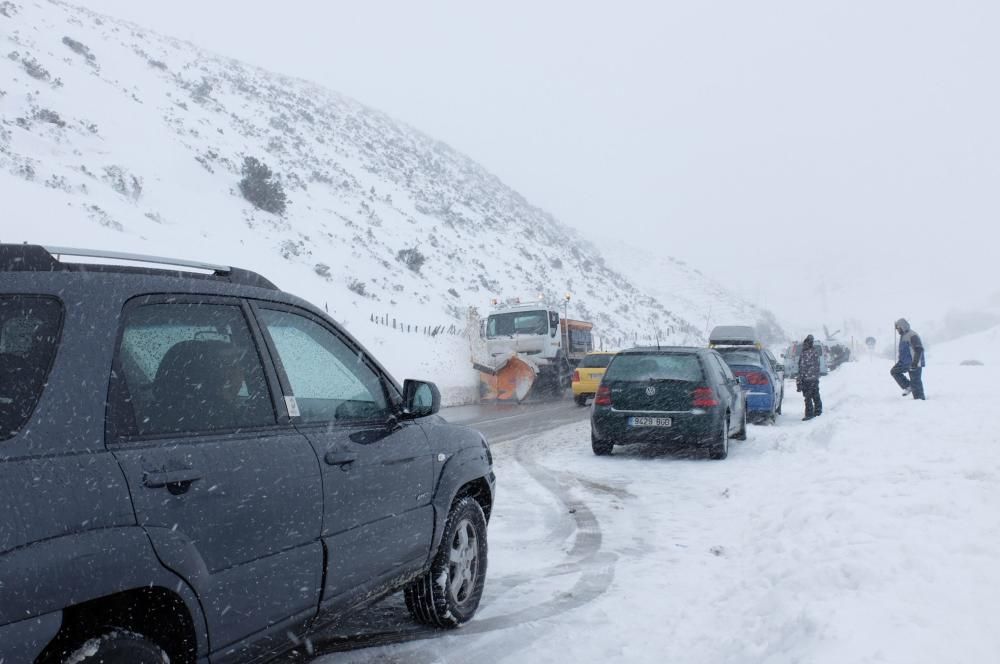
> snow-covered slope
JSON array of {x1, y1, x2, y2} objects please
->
[
  {"x1": 928, "y1": 324, "x2": 999, "y2": 367},
  {"x1": 599, "y1": 239, "x2": 785, "y2": 343},
  {"x1": 0, "y1": 0, "x2": 776, "y2": 398}
]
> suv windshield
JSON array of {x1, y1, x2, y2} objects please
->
[
  {"x1": 0, "y1": 296, "x2": 63, "y2": 440},
  {"x1": 486, "y1": 310, "x2": 548, "y2": 338},
  {"x1": 579, "y1": 354, "x2": 613, "y2": 369},
  {"x1": 604, "y1": 353, "x2": 704, "y2": 382}
]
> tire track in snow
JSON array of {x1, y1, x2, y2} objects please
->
[
  {"x1": 381, "y1": 434, "x2": 618, "y2": 663},
  {"x1": 305, "y1": 428, "x2": 618, "y2": 662}
]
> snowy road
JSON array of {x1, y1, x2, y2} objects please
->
[
  {"x1": 441, "y1": 397, "x2": 591, "y2": 443},
  {"x1": 299, "y1": 361, "x2": 1000, "y2": 663}
]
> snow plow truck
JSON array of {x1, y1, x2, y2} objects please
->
[{"x1": 473, "y1": 299, "x2": 594, "y2": 402}]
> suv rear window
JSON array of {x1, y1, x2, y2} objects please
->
[
  {"x1": 579, "y1": 354, "x2": 613, "y2": 369},
  {"x1": 604, "y1": 353, "x2": 704, "y2": 382},
  {"x1": 0, "y1": 296, "x2": 63, "y2": 440}
]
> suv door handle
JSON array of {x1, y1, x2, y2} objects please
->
[
  {"x1": 143, "y1": 469, "x2": 202, "y2": 489},
  {"x1": 324, "y1": 450, "x2": 358, "y2": 466}
]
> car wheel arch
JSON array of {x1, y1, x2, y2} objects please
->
[
  {"x1": 430, "y1": 442, "x2": 493, "y2": 539},
  {"x1": 2, "y1": 528, "x2": 210, "y2": 661},
  {"x1": 430, "y1": 473, "x2": 494, "y2": 554},
  {"x1": 451, "y1": 477, "x2": 494, "y2": 524},
  {"x1": 36, "y1": 586, "x2": 200, "y2": 664}
]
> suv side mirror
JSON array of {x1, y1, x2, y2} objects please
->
[{"x1": 402, "y1": 379, "x2": 441, "y2": 418}]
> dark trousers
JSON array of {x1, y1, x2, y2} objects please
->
[
  {"x1": 890, "y1": 363, "x2": 925, "y2": 399},
  {"x1": 801, "y1": 379, "x2": 822, "y2": 417}
]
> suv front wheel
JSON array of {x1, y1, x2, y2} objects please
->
[{"x1": 405, "y1": 496, "x2": 488, "y2": 627}]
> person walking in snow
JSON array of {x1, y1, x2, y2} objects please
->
[
  {"x1": 890, "y1": 318, "x2": 926, "y2": 400},
  {"x1": 796, "y1": 334, "x2": 822, "y2": 420}
]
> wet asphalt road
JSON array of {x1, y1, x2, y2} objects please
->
[
  {"x1": 276, "y1": 396, "x2": 592, "y2": 660},
  {"x1": 441, "y1": 395, "x2": 591, "y2": 443}
]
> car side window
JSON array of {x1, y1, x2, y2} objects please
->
[
  {"x1": 116, "y1": 303, "x2": 275, "y2": 436},
  {"x1": 0, "y1": 296, "x2": 63, "y2": 441},
  {"x1": 257, "y1": 309, "x2": 390, "y2": 424}
]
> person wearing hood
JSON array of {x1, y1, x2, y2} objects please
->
[
  {"x1": 891, "y1": 318, "x2": 926, "y2": 400},
  {"x1": 797, "y1": 334, "x2": 822, "y2": 420}
]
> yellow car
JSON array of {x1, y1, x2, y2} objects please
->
[{"x1": 572, "y1": 352, "x2": 616, "y2": 406}]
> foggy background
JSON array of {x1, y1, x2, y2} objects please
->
[{"x1": 83, "y1": 0, "x2": 1000, "y2": 341}]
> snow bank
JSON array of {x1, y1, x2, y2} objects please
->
[
  {"x1": 928, "y1": 324, "x2": 1000, "y2": 367},
  {"x1": 348, "y1": 361, "x2": 1000, "y2": 663}
]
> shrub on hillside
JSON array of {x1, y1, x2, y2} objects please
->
[
  {"x1": 62, "y1": 36, "x2": 96, "y2": 62},
  {"x1": 21, "y1": 56, "x2": 50, "y2": 81},
  {"x1": 103, "y1": 165, "x2": 142, "y2": 201},
  {"x1": 347, "y1": 279, "x2": 368, "y2": 297},
  {"x1": 397, "y1": 247, "x2": 426, "y2": 274},
  {"x1": 33, "y1": 108, "x2": 66, "y2": 127},
  {"x1": 239, "y1": 156, "x2": 287, "y2": 214}
]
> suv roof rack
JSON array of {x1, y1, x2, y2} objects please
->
[{"x1": 0, "y1": 244, "x2": 278, "y2": 290}]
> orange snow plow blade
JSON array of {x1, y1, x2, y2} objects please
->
[{"x1": 476, "y1": 355, "x2": 538, "y2": 402}]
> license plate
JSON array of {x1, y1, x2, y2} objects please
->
[
  {"x1": 590, "y1": 373, "x2": 602, "y2": 380},
  {"x1": 628, "y1": 416, "x2": 672, "y2": 427}
]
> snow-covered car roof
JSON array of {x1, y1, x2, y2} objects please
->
[{"x1": 708, "y1": 325, "x2": 759, "y2": 346}]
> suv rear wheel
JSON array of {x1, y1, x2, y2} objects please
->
[
  {"x1": 66, "y1": 631, "x2": 167, "y2": 664},
  {"x1": 405, "y1": 497, "x2": 488, "y2": 627}
]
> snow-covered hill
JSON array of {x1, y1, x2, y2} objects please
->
[
  {"x1": 0, "y1": 0, "x2": 780, "y2": 399},
  {"x1": 928, "y1": 324, "x2": 998, "y2": 367},
  {"x1": 599, "y1": 240, "x2": 784, "y2": 344}
]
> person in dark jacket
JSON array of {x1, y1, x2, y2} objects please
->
[
  {"x1": 890, "y1": 318, "x2": 925, "y2": 400},
  {"x1": 796, "y1": 334, "x2": 822, "y2": 420}
]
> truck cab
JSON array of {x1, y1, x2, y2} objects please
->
[{"x1": 475, "y1": 299, "x2": 594, "y2": 401}]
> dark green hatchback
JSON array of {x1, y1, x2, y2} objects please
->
[{"x1": 590, "y1": 346, "x2": 747, "y2": 459}]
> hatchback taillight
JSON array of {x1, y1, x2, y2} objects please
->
[
  {"x1": 572, "y1": 370, "x2": 580, "y2": 383},
  {"x1": 692, "y1": 387, "x2": 719, "y2": 407},
  {"x1": 594, "y1": 385, "x2": 612, "y2": 406},
  {"x1": 735, "y1": 371, "x2": 769, "y2": 385}
]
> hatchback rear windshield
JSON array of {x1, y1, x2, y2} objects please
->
[
  {"x1": 579, "y1": 354, "x2": 613, "y2": 369},
  {"x1": 716, "y1": 349, "x2": 764, "y2": 367},
  {"x1": 0, "y1": 296, "x2": 63, "y2": 440},
  {"x1": 604, "y1": 353, "x2": 704, "y2": 382}
]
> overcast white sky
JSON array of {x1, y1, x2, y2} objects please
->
[{"x1": 84, "y1": 0, "x2": 1000, "y2": 338}]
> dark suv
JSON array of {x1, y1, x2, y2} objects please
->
[{"x1": 0, "y1": 245, "x2": 495, "y2": 664}]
